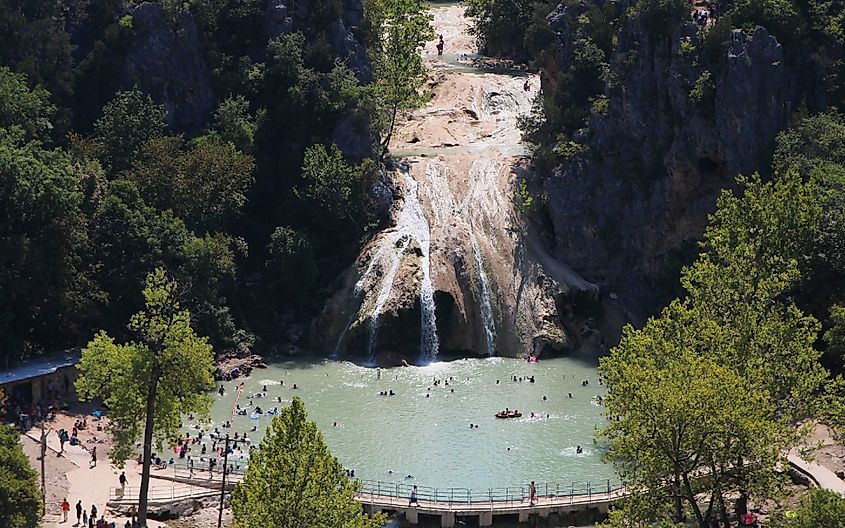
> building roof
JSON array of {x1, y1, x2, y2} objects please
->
[{"x1": 0, "y1": 349, "x2": 81, "y2": 386}]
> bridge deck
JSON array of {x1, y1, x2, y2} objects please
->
[{"x1": 356, "y1": 488, "x2": 627, "y2": 515}]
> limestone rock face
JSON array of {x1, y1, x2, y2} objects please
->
[
  {"x1": 540, "y1": 7, "x2": 797, "y2": 323},
  {"x1": 121, "y1": 3, "x2": 214, "y2": 132}
]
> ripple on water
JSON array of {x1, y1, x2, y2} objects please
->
[{"x1": 203, "y1": 356, "x2": 616, "y2": 490}]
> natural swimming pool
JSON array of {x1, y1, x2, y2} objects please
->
[{"x1": 202, "y1": 356, "x2": 616, "y2": 492}]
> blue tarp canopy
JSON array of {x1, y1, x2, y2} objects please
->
[{"x1": 0, "y1": 350, "x2": 81, "y2": 386}]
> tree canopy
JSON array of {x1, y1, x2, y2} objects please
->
[
  {"x1": 75, "y1": 268, "x2": 215, "y2": 526},
  {"x1": 232, "y1": 397, "x2": 385, "y2": 528},
  {"x1": 0, "y1": 424, "x2": 41, "y2": 528},
  {"x1": 365, "y1": 0, "x2": 434, "y2": 153}
]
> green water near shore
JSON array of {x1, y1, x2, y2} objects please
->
[{"x1": 202, "y1": 356, "x2": 615, "y2": 492}]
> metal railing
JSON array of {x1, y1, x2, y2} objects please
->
[
  {"x1": 109, "y1": 485, "x2": 217, "y2": 503},
  {"x1": 356, "y1": 479, "x2": 624, "y2": 506}
]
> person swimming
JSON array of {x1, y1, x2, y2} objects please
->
[{"x1": 576, "y1": 445, "x2": 583, "y2": 454}]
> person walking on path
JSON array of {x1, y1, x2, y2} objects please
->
[
  {"x1": 76, "y1": 500, "x2": 83, "y2": 525},
  {"x1": 409, "y1": 485, "x2": 418, "y2": 506},
  {"x1": 119, "y1": 471, "x2": 127, "y2": 492},
  {"x1": 90, "y1": 446, "x2": 97, "y2": 468},
  {"x1": 61, "y1": 498, "x2": 70, "y2": 522},
  {"x1": 436, "y1": 34, "x2": 444, "y2": 56},
  {"x1": 529, "y1": 481, "x2": 537, "y2": 505}
]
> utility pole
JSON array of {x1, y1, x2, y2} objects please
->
[
  {"x1": 40, "y1": 421, "x2": 46, "y2": 515},
  {"x1": 217, "y1": 434, "x2": 230, "y2": 528}
]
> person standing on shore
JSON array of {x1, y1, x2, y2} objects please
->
[
  {"x1": 76, "y1": 500, "x2": 83, "y2": 525},
  {"x1": 61, "y1": 498, "x2": 70, "y2": 522},
  {"x1": 529, "y1": 481, "x2": 537, "y2": 505},
  {"x1": 90, "y1": 446, "x2": 97, "y2": 468}
]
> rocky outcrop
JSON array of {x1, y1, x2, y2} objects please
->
[
  {"x1": 214, "y1": 350, "x2": 267, "y2": 380},
  {"x1": 120, "y1": 3, "x2": 214, "y2": 132},
  {"x1": 264, "y1": 0, "x2": 373, "y2": 83},
  {"x1": 539, "y1": 7, "x2": 797, "y2": 323}
]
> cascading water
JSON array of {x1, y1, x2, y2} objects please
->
[
  {"x1": 471, "y1": 236, "x2": 496, "y2": 356},
  {"x1": 364, "y1": 167, "x2": 439, "y2": 362},
  {"x1": 398, "y1": 168, "x2": 440, "y2": 361},
  {"x1": 367, "y1": 236, "x2": 411, "y2": 361}
]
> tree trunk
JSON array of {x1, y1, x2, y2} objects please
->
[
  {"x1": 380, "y1": 101, "x2": 399, "y2": 160},
  {"x1": 681, "y1": 472, "x2": 706, "y2": 528},
  {"x1": 672, "y1": 474, "x2": 684, "y2": 522},
  {"x1": 137, "y1": 374, "x2": 159, "y2": 527}
]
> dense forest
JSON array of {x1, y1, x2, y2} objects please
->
[
  {"x1": 0, "y1": 0, "x2": 400, "y2": 366},
  {"x1": 1, "y1": 0, "x2": 843, "y2": 372}
]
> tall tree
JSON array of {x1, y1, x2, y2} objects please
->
[
  {"x1": 0, "y1": 424, "x2": 41, "y2": 528},
  {"x1": 365, "y1": 0, "x2": 434, "y2": 156},
  {"x1": 0, "y1": 129, "x2": 91, "y2": 366},
  {"x1": 75, "y1": 268, "x2": 215, "y2": 527},
  {"x1": 232, "y1": 397, "x2": 386, "y2": 528},
  {"x1": 600, "y1": 171, "x2": 830, "y2": 527},
  {"x1": 123, "y1": 134, "x2": 255, "y2": 231},
  {"x1": 93, "y1": 89, "x2": 167, "y2": 175}
]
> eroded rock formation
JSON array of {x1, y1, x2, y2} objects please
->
[{"x1": 539, "y1": 5, "x2": 798, "y2": 324}]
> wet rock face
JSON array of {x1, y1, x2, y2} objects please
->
[
  {"x1": 121, "y1": 3, "x2": 214, "y2": 132},
  {"x1": 541, "y1": 8, "x2": 796, "y2": 322}
]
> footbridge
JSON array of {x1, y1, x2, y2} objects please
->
[{"x1": 356, "y1": 480, "x2": 627, "y2": 527}]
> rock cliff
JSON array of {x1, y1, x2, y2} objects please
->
[
  {"x1": 538, "y1": 5, "x2": 798, "y2": 324},
  {"x1": 121, "y1": 3, "x2": 214, "y2": 132}
]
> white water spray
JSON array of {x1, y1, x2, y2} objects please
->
[
  {"x1": 367, "y1": 235, "x2": 411, "y2": 360},
  {"x1": 365, "y1": 167, "x2": 439, "y2": 361},
  {"x1": 471, "y1": 237, "x2": 496, "y2": 356}
]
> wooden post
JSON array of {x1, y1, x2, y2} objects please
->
[
  {"x1": 217, "y1": 435, "x2": 230, "y2": 528},
  {"x1": 40, "y1": 421, "x2": 46, "y2": 515}
]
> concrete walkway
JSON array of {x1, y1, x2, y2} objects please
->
[{"x1": 788, "y1": 452, "x2": 845, "y2": 495}]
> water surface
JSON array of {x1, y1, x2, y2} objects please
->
[{"x1": 205, "y1": 357, "x2": 615, "y2": 492}]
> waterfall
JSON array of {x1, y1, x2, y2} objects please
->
[
  {"x1": 367, "y1": 236, "x2": 410, "y2": 361},
  {"x1": 471, "y1": 237, "x2": 496, "y2": 356},
  {"x1": 365, "y1": 167, "x2": 439, "y2": 362},
  {"x1": 398, "y1": 169, "x2": 439, "y2": 361}
]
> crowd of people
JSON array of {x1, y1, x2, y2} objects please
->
[{"x1": 59, "y1": 498, "x2": 139, "y2": 528}]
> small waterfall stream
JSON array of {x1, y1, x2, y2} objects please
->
[
  {"x1": 364, "y1": 168, "x2": 439, "y2": 362},
  {"x1": 399, "y1": 169, "x2": 440, "y2": 361},
  {"x1": 471, "y1": 237, "x2": 496, "y2": 356},
  {"x1": 367, "y1": 235, "x2": 411, "y2": 360}
]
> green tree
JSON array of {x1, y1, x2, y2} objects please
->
[
  {"x1": 0, "y1": 129, "x2": 91, "y2": 366},
  {"x1": 600, "y1": 302, "x2": 784, "y2": 527},
  {"x1": 465, "y1": 0, "x2": 537, "y2": 58},
  {"x1": 600, "y1": 171, "x2": 831, "y2": 527},
  {"x1": 773, "y1": 110, "x2": 845, "y2": 176},
  {"x1": 267, "y1": 226, "x2": 316, "y2": 300},
  {"x1": 365, "y1": 0, "x2": 434, "y2": 155},
  {"x1": 124, "y1": 134, "x2": 255, "y2": 230},
  {"x1": 211, "y1": 95, "x2": 258, "y2": 153},
  {"x1": 783, "y1": 488, "x2": 845, "y2": 528},
  {"x1": 232, "y1": 397, "x2": 385, "y2": 528},
  {"x1": 0, "y1": 66, "x2": 55, "y2": 142},
  {"x1": 630, "y1": 0, "x2": 689, "y2": 38},
  {"x1": 297, "y1": 143, "x2": 376, "y2": 225},
  {"x1": 75, "y1": 268, "x2": 216, "y2": 527},
  {"x1": 93, "y1": 89, "x2": 167, "y2": 175},
  {"x1": 0, "y1": 424, "x2": 41, "y2": 528},
  {"x1": 728, "y1": 0, "x2": 805, "y2": 42}
]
